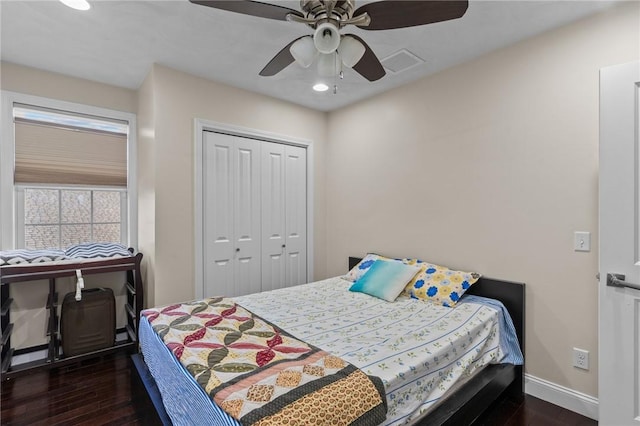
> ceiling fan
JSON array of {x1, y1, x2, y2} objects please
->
[{"x1": 189, "y1": 0, "x2": 469, "y2": 82}]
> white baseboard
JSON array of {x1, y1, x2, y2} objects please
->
[
  {"x1": 525, "y1": 374, "x2": 598, "y2": 420},
  {"x1": 12, "y1": 348, "x2": 48, "y2": 366}
]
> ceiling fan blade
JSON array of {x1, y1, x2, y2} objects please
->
[
  {"x1": 346, "y1": 34, "x2": 385, "y2": 82},
  {"x1": 354, "y1": 0, "x2": 468, "y2": 30},
  {"x1": 189, "y1": 0, "x2": 303, "y2": 21},
  {"x1": 259, "y1": 37, "x2": 305, "y2": 77}
]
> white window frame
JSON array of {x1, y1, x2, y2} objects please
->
[{"x1": 0, "y1": 91, "x2": 137, "y2": 250}]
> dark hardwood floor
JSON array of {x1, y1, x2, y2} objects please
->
[{"x1": 1, "y1": 352, "x2": 597, "y2": 426}]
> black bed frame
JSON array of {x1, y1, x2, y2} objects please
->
[{"x1": 132, "y1": 257, "x2": 525, "y2": 426}]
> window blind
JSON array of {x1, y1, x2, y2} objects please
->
[{"x1": 14, "y1": 116, "x2": 128, "y2": 187}]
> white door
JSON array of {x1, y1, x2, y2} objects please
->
[
  {"x1": 203, "y1": 131, "x2": 261, "y2": 298},
  {"x1": 261, "y1": 142, "x2": 308, "y2": 290},
  {"x1": 599, "y1": 61, "x2": 640, "y2": 425},
  {"x1": 261, "y1": 142, "x2": 287, "y2": 291},
  {"x1": 284, "y1": 145, "x2": 307, "y2": 287}
]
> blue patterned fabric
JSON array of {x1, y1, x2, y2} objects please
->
[
  {"x1": 139, "y1": 316, "x2": 241, "y2": 426},
  {"x1": 64, "y1": 242, "x2": 131, "y2": 259},
  {"x1": 1, "y1": 244, "x2": 131, "y2": 267},
  {"x1": 343, "y1": 253, "x2": 405, "y2": 282},
  {"x1": 0, "y1": 249, "x2": 67, "y2": 266},
  {"x1": 461, "y1": 295, "x2": 524, "y2": 365}
]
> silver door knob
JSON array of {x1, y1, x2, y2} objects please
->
[{"x1": 607, "y1": 273, "x2": 640, "y2": 291}]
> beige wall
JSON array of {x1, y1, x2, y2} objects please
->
[
  {"x1": 1, "y1": 62, "x2": 137, "y2": 113},
  {"x1": 137, "y1": 69, "x2": 157, "y2": 308},
  {"x1": 0, "y1": 62, "x2": 138, "y2": 348},
  {"x1": 142, "y1": 64, "x2": 327, "y2": 307},
  {"x1": 325, "y1": 2, "x2": 639, "y2": 397}
]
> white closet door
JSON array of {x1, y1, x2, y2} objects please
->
[
  {"x1": 233, "y1": 136, "x2": 262, "y2": 296},
  {"x1": 261, "y1": 142, "x2": 287, "y2": 291},
  {"x1": 203, "y1": 131, "x2": 261, "y2": 298},
  {"x1": 203, "y1": 132, "x2": 234, "y2": 298},
  {"x1": 284, "y1": 145, "x2": 307, "y2": 287}
]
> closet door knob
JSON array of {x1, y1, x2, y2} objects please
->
[{"x1": 236, "y1": 248, "x2": 240, "y2": 252}]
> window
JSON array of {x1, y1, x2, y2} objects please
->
[
  {"x1": 18, "y1": 187, "x2": 127, "y2": 250},
  {"x1": 8, "y1": 102, "x2": 133, "y2": 250}
]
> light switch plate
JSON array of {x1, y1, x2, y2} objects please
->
[{"x1": 574, "y1": 231, "x2": 591, "y2": 252}]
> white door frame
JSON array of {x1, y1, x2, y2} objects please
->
[{"x1": 194, "y1": 118, "x2": 314, "y2": 299}]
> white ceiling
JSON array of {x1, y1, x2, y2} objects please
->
[{"x1": 0, "y1": 0, "x2": 621, "y2": 111}]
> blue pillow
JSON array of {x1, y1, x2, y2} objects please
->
[{"x1": 349, "y1": 259, "x2": 421, "y2": 302}]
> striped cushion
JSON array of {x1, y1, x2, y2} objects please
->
[
  {"x1": 65, "y1": 243, "x2": 131, "y2": 259},
  {"x1": 0, "y1": 249, "x2": 68, "y2": 266}
]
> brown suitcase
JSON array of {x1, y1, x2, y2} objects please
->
[{"x1": 61, "y1": 288, "x2": 115, "y2": 357}]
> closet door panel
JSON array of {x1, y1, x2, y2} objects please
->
[
  {"x1": 203, "y1": 132, "x2": 235, "y2": 297},
  {"x1": 233, "y1": 137, "x2": 262, "y2": 296},
  {"x1": 284, "y1": 145, "x2": 307, "y2": 287},
  {"x1": 203, "y1": 132, "x2": 261, "y2": 298},
  {"x1": 261, "y1": 142, "x2": 286, "y2": 291},
  {"x1": 286, "y1": 251, "x2": 305, "y2": 288}
]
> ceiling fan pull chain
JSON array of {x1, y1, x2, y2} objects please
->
[{"x1": 333, "y1": 52, "x2": 340, "y2": 95}]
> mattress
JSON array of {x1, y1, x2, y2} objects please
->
[{"x1": 139, "y1": 276, "x2": 523, "y2": 426}]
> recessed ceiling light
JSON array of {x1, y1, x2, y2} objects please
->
[
  {"x1": 60, "y1": 0, "x2": 91, "y2": 11},
  {"x1": 313, "y1": 83, "x2": 329, "y2": 92}
]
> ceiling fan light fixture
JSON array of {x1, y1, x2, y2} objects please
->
[
  {"x1": 313, "y1": 83, "x2": 329, "y2": 92},
  {"x1": 290, "y1": 36, "x2": 317, "y2": 68},
  {"x1": 339, "y1": 36, "x2": 365, "y2": 68},
  {"x1": 317, "y1": 53, "x2": 341, "y2": 77},
  {"x1": 59, "y1": 0, "x2": 91, "y2": 10},
  {"x1": 313, "y1": 22, "x2": 341, "y2": 54}
]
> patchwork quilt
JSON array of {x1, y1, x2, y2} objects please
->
[{"x1": 142, "y1": 298, "x2": 387, "y2": 426}]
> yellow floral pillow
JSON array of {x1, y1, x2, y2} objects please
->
[{"x1": 403, "y1": 261, "x2": 481, "y2": 307}]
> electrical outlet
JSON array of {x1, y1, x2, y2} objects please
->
[{"x1": 573, "y1": 348, "x2": 589, "y2": 370}]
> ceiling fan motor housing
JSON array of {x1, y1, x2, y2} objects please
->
[
  {"x1": 300, "y1": 0, "x2": 355, "y2": 25},
  {"x1": 301, "y1": 1, "x2": 356, "y2": 54}
]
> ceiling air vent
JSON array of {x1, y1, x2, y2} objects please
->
[{"x1": 380, "y1": 49, "x2": 424, "y2": 74}]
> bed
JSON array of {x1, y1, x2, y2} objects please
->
[{"x1": 133, "y1": 256, "x2": 524, "y2": 425}]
